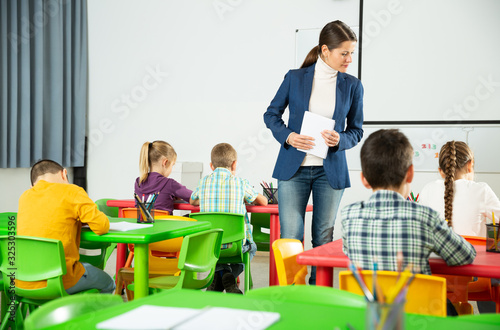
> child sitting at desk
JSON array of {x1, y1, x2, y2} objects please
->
[
  {"x1": 190, "y1": 143, "x2": 268, "y2": 294},
  {"x1": 135, "y1": 141, "x2": 193, "y2": 214},
  {"x1": 17, "y1": 159, "x2": 115, "y2": 294},
  {"x1": 341, "y1": 130, "x2": 476, "y2": 281},
  {"x1": 419, "y1": 140, "x2": 500, "y2": 313},
  {"x1": 419, "y1": 140, "x2": 500, "y2": 237}
]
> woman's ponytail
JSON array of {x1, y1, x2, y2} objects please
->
[{"x1": 300, "y1": 45, "x2": 320, "y2": 68}]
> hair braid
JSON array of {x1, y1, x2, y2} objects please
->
[
  {"x1": 438, "y1": 141, "x2": 474, "y2": 228},
  {"x1": 441, "y1": 141, "x2": 457, "y2": 227}
]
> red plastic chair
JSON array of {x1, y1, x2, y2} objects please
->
[{"x1": 437, "y1": 236, "x2": 499, "y2": 314}]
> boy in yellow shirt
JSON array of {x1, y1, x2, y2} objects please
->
[{"x1": 17, "y1": 160, "x2": 115, "y2": 294}]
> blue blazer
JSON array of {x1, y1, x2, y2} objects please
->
[{"x1": 263, "y1": 63, "x2": 364, "y2": 189}]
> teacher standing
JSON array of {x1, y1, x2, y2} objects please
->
[{"x1": 264, "y1": 20, "x2": 364, "y2": 284}]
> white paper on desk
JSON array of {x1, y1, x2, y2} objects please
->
[
  {"x1": 96, "y1": 305, "x2": 201, "y2": 329},
  {"x1": 108, "y1": 221, "x2": 153, "y2": 232},
  {"x1": 173, "y1": 307, "x2": 280, "y2": 330},
  {"x1": 297, "y1": 111, "x2": 335, "y2": 159}
]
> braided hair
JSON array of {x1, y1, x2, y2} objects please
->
[{"x1": 438, "y1": 141, "x2": 473, "y2": 228}]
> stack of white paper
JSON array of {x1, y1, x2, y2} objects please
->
[
  {"x1": 108, "y1": 221, "x2": 153, "y2": 232},
  {"x1": 297, "y1": 111, "x2": 335, "y2": 159}
]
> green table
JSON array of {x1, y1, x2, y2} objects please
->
[
  {"x1": 52, "y1": 289, "x2": 500, "y2": 329},
  {"x1": 81, "y1": 217, "x2": 211, "y2": 299}
]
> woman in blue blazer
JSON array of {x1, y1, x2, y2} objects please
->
[{"x1": 264, "y1": 21, "x2": 364, "y2": 284}]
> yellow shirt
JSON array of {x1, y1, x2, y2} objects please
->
[{"x1": 17, "y1": 180, "x2": 109, "y2": 289}]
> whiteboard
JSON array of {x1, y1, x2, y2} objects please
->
[
  {"x1": 362, "y1": 0, "x2": 500, "y2": 121},
  {"x1": 295, "y1": 26, "x2": 359, "y2": 78},
  {"x1": 346, "y1": 125, "x2": 500, "y2": 173}
]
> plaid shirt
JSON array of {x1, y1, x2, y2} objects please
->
[
  {"x1": 341, "y1": 190, "x2": 476, "y2": 275},
  {"x1": 191, "y1": 168, "x2": 258, "y2": 243}
]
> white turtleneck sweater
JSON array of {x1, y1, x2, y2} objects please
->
[{"x1": 302, "y1": 56, "x2": 338, "y2": 166}]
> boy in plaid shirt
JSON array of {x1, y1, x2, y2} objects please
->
[
  {"x1": 341, "y1": 129, "x2": 476, "y2": 315},
  {"x1": 341, "y1": 130, "x2": 475, "y2": 276},
  {"x1": 190, "y1": 143, "x2": 267, "y2": 293}
]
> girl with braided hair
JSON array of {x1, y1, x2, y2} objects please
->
[
  {"x1": 419, "y1": 141, "x2": 500, "y2": 237},
  {"x1": 420, "y1": 142, "x2": 500, "y2": 313}
]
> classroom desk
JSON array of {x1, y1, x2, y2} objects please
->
[
  {"x1": 81, "y1": 217, "x2": 210, "y2": 299},
  {"x1": 106, "y1": 200, "x2": 313, "y2": 286},
  {"x1": 296, "y1": 239, "x2": 500, "y2": 287},
  {"x1": 51, "y1": 289, "x2": 500, "y2": 329}
]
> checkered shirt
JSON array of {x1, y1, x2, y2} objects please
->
[
  {"x1": 341, "y1": 190, "x2": 476, "y2": 275},
  {"x1": 191, "y1": 168, "x2": 258, "y2": 243}
]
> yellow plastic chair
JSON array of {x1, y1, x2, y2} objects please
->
[
  {"x1": 115, "y1": 215, "x2": 196, "y2": 300},
  {"x1": 121, "y1": 208, "x2": 176, "y2": 266},
  {"x1": 339, "y1": 270, "x2": 447, "y2": 317},
  {"x1": 272, "y1": 239, "x2": 308, "y2": 286}
]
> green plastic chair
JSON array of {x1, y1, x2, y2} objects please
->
[
  {"x1": 95, "y1": 198, "x2": 119, "y2": 218},
  {"x1": 189, "y1": 212, "x2": 252, "y2": 293},
  {"x1": 0, "y1": 212, "x2": 16, "y2": 236},
  {"x1": 251, "y1": 213, "x2": 270, "y2": 252},
  {"x1": 24, "y1": 293, "x2": 124, "y2": 329},
  {"x1": 130, "y1": 229, "x2": 223, "y2": 292},
  {"x1": 0, "y1": 235, "x2": 98, "y2": 330},
  {"x1": 246, "y1": 285, "x2": 366, "y2": 308},
  {"x1": 79, "y1": 239, "x2": 116, "y2": 270}
]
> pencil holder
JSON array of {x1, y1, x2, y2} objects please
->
[
  {"x1": 137, "y1": 203, "x2": 155, "y2": 224},
  {"x1": 263, "y1": 187, "x2": 278, "y2": 204},
  {"x1": 366, "y1": 301, "x2": 405, "y2": 330},
  {"x1": 486, "y1": 224, "x2": 499, "y2": 253}
]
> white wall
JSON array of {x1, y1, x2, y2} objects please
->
[
  {"x1": 85, "y1": 0, "x2": 359, "y2": 204},
  {"x1": 0, "y1": 168, "x2": 74, "y2": 212},
  {"x1": 0, "y1": 169, "x2": 30, "y2": 212}
]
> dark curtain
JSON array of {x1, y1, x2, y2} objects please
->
[{"x1": 0, "y1": 0, "x2": 88, "y2": 168}]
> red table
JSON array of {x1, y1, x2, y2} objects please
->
[
  {"x1": 106, "y1": 200, "x2": 313, "y2": 286},
  {"x1": 296, "y1": 239, "x2": 500, "y2": 287}
]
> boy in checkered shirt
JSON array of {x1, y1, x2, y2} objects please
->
[
  {"x1": 341, "y1": 129, "x2": 476, "y2": 315},
  {"x1": 341, "y1": 129, "x2": 475, "y2": 275},
  {"x1": 190, "y1": 143, "x2": 267, "y2": 293}
]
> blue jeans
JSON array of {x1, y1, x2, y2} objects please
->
[
  {"x1": 66, "y1": 262, "x2": 116, "y2": 294},
  {"x1": 278, "y1": 166, "x2": 344, "y2": 284}
]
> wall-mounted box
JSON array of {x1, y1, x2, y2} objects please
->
[{"x1": 170, "y1": 162, "x2": 203, "y2": 191}]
